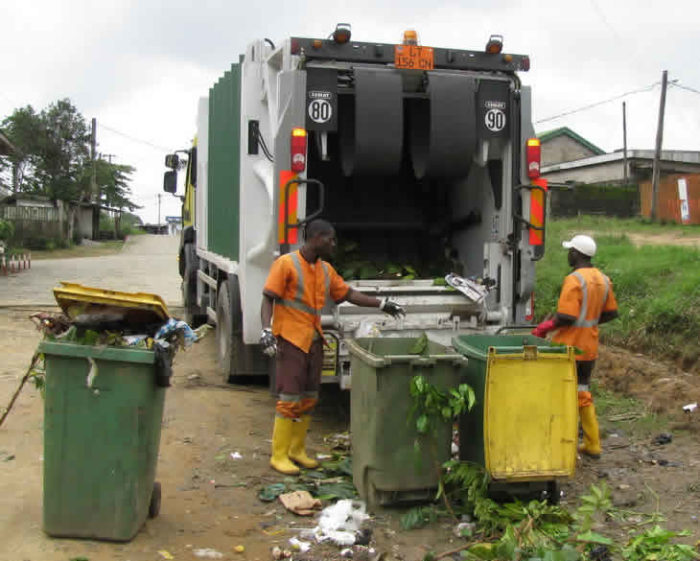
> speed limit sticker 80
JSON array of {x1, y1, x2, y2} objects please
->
[
  {"x1": 485, "y1": 108, "x2": 506, "y2": 132},
  {"x1": 308, "y1": 99, "x2": 333, "y2": 124}
]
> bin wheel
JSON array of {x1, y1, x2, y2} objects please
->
[
  {"x1": 148, "y1": 481, "x2": 162, "y2": 518},
  {"x1": 362, "y1": 468, "x2": 380, "y2": 513},
  {"x1": 545, "y1": 480, "x2": 560, "y2": 505}
]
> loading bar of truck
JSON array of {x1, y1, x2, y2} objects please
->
[{"x1": 291, "y1": 37, "x2": 530, "y2": 74}]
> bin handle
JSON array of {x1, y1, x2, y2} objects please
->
[
  {"x1": 496, "y1": 324, "x2": 534, "y2": 334},
  {"x1": 345, "y1": 339, "x2": 387, "y2": 368}
]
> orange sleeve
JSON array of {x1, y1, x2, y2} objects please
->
[
  {"x1": 263, "y1": 256, "x2": 290, "y2": 298},
  {"x1": 603, "y1": 277, "x2": 618, "y2": 313},
  {"x1": 327, "y1": 263, "x2": 350, "y2": 303},
  {"x1": 556, "y1": 274, "x2": 582, "y2": 319}
]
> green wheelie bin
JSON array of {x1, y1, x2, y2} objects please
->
[
  {"x1": 347, "y1": 337, "x2": 467, "y2": 509},
  {"x1": 39, "y1": 341, "x2": 167, "y2": 541}
]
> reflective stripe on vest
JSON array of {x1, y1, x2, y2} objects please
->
[
  {"x1": 571, "y1": 271, "x2": 610, "y2": 328},
  {"x1": 277, "y1": 252, "x2": 329, "y2": 317}
]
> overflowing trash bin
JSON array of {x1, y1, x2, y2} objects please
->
[
  {"x1": 38, "y1": 282, "x2": 195, "y2": 541},
  {"x1": 347, "y1": 337, "x2": 467, "y2": 508},
  {"x1": 452, "y1": 334, "x2": 578, "y2": 499}
]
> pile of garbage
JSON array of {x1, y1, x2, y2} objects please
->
[{"x1": 31, "y1": 282, "x2": 210, "y2": 387}]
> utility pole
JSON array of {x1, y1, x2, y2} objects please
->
[
  {"x1": 650, "y1": 70, "x2": 668, "y2": 221},
  {"x1": 157, "y1": 193, "x2": 162, "y2": 226},
  {"x1": 90, "y1": 118, "x2": 97, "y2": 202},
  {"x1": 622, "y1": 102, "x2": 628, "y2": 184},
  {"x1": 102, "y1": 153, "x2": 116, "y2": 164}
]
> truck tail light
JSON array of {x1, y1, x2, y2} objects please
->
[
  {"x1": 290, "y1": 128, "x2": 307, "y2": 173},
  {"x1": 525, "y1": 293, "x2": 535, "y2": 322},
  {"x1": 526, "y1": 137, "x2": 541, "y2": 179},
  {"x1": 529, "y1": 178, "x2": 548, "y2": 246}
]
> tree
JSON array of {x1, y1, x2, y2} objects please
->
[
  {"x1": 0, "y1": 105, "x2": 43, "y2": 192},
  {"x1": 95, "y1": 160, "x2": 140, "y2": 211},
  {"x1": 34, "y1": 99, "x2": 91, "y2": 202}
]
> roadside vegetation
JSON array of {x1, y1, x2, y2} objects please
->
[{"x1": 535, "y1": 217, "x2": 700, "y2": 370}]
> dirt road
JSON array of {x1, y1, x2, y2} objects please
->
[
  {"x1": 0, "y1": 234, "x2": 182, "y2": 306},
  {"x1": 1, "y1": 235, "x2": 700, "y2": 560}
]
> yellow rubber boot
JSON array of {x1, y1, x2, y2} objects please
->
[
  {"x1": 288, "y1": 415, "x2": 319, "y2": 469},
  {"x1": 579, "y1": 404, "x2": 602, "y2": 459},
  {"x1": 270, "y1": 417, "x2": 300, "y2": 475}
]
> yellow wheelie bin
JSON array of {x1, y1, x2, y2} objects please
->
[{"x1": 452, "y1": 334, "x2": 577, "y2": 501}]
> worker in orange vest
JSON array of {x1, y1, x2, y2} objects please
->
[
  {"x1": 260, "y1": 219, "x2": 405, "y2": 474},
  {"x1": 532, "y1": 234, "x2": 618, "y2": 459}
]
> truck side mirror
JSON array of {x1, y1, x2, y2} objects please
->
[
  {"x1": 164, "y1": 154, "x2": 180, "y2": 169},
  {"x1": 163, "y1": 170, "x2": 177, "y2": 194}
]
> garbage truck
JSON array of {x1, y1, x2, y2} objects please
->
[{"x1": 164, "y1": 25, "x2": 548, "y2": 387}]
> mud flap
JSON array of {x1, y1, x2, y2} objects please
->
[
  {"x1": 410, "y1": 73, "x2": 477, "y2": 178},
  {"x1": 340, "y1": 68, "x2": 403, "y2": 176}
]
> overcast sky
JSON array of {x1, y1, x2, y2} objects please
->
[{"x1": 3, "y1": 0, "x2": 700, "y2": 223}]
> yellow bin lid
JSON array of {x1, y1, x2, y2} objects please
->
[{"x1": 53, "y1": 282, "x2": 170, "y2": 326}]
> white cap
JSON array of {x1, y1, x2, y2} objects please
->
[{"x1": 562, "y1": 234, "x2": 596, "y2": 257}]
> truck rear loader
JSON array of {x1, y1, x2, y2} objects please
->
[{"x1": 163, "y1": 25, "x2": 548, "y2": 388}]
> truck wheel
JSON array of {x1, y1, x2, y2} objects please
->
[
  {"x1": 182, "y1": 244, "x2": 206, "y2": 327},
  {"x1": 216, "y1": 276, "x2": 269, "y2": 383}
]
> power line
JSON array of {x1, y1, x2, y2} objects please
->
[
  {"x1": 535, "y1": 82, "x2": 660, "y2": 124},
  {"x1": 670, "y1": 82, "x2": 700, "y2": 96},
  {"x1": 99, "y1": 123, "x2": 172, "y2": 152}
]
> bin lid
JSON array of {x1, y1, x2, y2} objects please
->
[
  {"x1": 452, "y1": 334, "x2": 568, "y2": 360},
  {"x1": 53, "y1": 282, "x2": 170, "y2": 330},
  {"x1": 347, "y1": 337, "x2": 467, "y2": 368}
]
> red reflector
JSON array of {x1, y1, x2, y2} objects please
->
[
  {"x1": 529, "y1": 178, "x2": 547, "y2": 246},
  {"x1": 522, "y1": 56, "x2": 531, "y2": 71},
  {"x1": 290, "y1": 39, "x2": 300, "y2": 55},
  {"x1": 526, "y1": 138, "x2": 541, "y2": 179},
  {"x1": 278, "y1": 170, "x2": 298, "y2": 244},
  {"x1": 290, "y1": 128, "x2": 307, "y2": 173}
]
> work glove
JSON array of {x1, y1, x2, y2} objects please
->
[
  {"x1": 379, "y1": 298, "x2": 405, "y2": 319},
  {"x1": 260, "y1": 328, "x2": 277, "y2": 357},
  {"x1": 531, "y1": 319, "x2": 556, "y2": 339}
]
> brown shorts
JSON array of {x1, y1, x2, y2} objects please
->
[{"x1": 276, "y1": 337, "x2": 323, "y2": 397}]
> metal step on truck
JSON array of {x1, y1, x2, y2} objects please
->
[{"x1": 163, "y1": 25, "x2": 548, "y2": 388}]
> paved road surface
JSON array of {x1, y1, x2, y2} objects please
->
[{"x1": 0, "y1": 234, "x2": 182, "y2": 307}]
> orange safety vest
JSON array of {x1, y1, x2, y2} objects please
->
[
  {"x1": 264, "y1": 251, "x2": 348, "y2": 353},
  {"x1": 551, "y1": 267, "x2": 618, "y2": 361}
]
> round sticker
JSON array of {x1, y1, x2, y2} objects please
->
[
  {"x1": 308, "y1": 99, "x2": 332, "y2": 124},
  {"x1": 485, "y1": 108, "x2": 506, "y2": 132}
]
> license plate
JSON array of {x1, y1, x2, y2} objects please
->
[{"x1": 394, "y1": 45, "x2": 434, "y2": 70}]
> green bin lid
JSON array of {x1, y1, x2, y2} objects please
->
[{"x1": 451, "y1": 334, "x2": 567, "y2": 360}]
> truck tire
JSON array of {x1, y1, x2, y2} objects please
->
[
  {"x1": 182, "y1": 244, "x2": 206, "y2": 327},
  {"x1": 216, "y1": 275, "x2": 269, "y2": 383}
]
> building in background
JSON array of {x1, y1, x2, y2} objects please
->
[{"x1": 539, "y1": 127, "x2": 606, "y2": 167}]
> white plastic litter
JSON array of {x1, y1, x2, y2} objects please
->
[
  {"x1": 230, "y1": 451, "x2": 243, "y2": 460},
  {"x1": 445, "y1": 273, "x2": 489, "y2": 304},
  {"x1": 193, "y1": 548, "x2": 224, "y2": 559},
  {"x1": 289, "y1": 537, "x2": 311, "y2": 552},
  {"x1": 300, "y1": 499, "x2": 369, "y2": 546},
  {"x1": 683, "y1": 402, "x2": 698, "y2": 413},
  {"x1": 354, "y1": 320, "x2": 380, "y2": 338}
]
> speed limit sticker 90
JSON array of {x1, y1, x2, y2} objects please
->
[
  {"x1": 485, "y1": 108, "x2": 506, "y2": 132},
  {"x1": 308, "y1": 99, "x2": 333, "y2": 124}
]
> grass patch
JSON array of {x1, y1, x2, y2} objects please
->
[
  {"x1": 18, "y1": 240, "x2": 125, "y2": 260},
  {"x1": 536, "y1": 217, "x2": 700, "y2": 369},
  {"x1": 594, "y1": 383, "x2": 668, "y2": 440}
]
